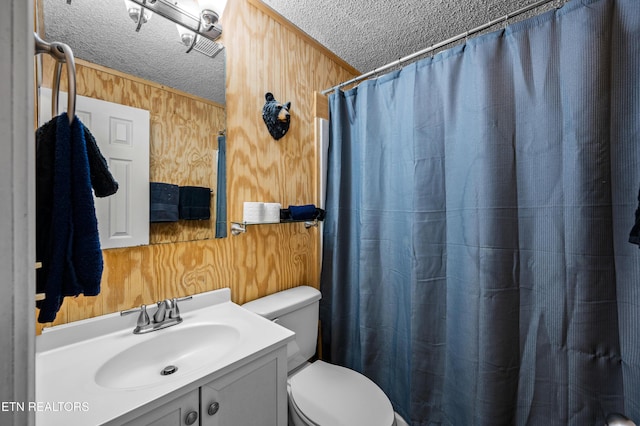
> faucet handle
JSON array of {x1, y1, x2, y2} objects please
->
[
  {"x1": 169, "y1": 298, "x2": 180, "y2": 319},
  {"x1": 169, "y1": 296, "x2": 193, "y2": 319},
  {"x1": 121, "y1": 304, "x2": 150, "y2": 327},
  {"x1": 137, "y1": 305, "x2": 150, "y2": 327}
]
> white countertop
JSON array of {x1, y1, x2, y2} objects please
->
[{"x1": 35, "y1": 288, "x2": 294, "y2": 426}]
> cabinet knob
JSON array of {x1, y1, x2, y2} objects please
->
[
  {"x1": 185, "y1": 410, "x2": 198, "y2": 425},
  {"x1": 208, "y1": 402, "x2": 220, "y2": 416}
]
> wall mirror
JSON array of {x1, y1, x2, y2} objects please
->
[{"x1": 40, "y1": 0, "x2": 227, "y2": 244}]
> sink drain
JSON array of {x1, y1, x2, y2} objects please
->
[{"x1": 161, "y1": 365, "x2": 178, "y2": 376}]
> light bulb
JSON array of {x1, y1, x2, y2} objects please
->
[
  {"x1": 176, "y1": 24, "x2": 196, "y2": 47},
  {"x1": 197, "y1": 0, "x2": 228, "y2": 26},
  {"x1": 123, "y1": 0, "x2": 153, "y2": 24}
]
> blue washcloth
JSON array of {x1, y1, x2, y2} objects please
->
[
  {"x1": 289, "y1": 204, "x2": 319, "y2": 220},
  {"x1": 179, "y1": 186, "x2": 211, "y2": 220},
  {"x1": 150, "y1": 182, "x2": 180, "y2": 222},
  {"x1": 37, "y1": 113, "x2": 103, "y2": 323}
]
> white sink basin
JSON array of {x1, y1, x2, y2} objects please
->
[
  {"x1": 95, "y1": 323, "x2": 240, "y2": 389},
  {"x1": 36, "y1": 288, "x2": 295, "y2": 426}
]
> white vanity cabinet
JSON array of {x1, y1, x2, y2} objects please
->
[
  {"x1": 120, "y1": 348, "x2": 288, "y2": 426},
  {"x1": 200, "y1": 352, "x2": 280, "y2": 425}
]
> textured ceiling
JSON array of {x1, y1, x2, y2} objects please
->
[
  {"x1": 42, "y1": 0, "x2": 570, "y2": 104},
  {"x1": 264, "y1": 0, "x2": 569, "y2": 76}
]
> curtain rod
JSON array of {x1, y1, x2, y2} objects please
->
[{"x1": 321, "y1": 0, "x2": 558, "y2": 95}]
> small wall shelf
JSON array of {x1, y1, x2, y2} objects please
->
[{"x1": 230, "y1": 219, "x2": 318, "y2": 236}]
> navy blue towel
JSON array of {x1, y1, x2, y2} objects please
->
[
  {"x1": 150, "y1": 182, "x2": 180, "y2": 222},
  {"x1": 283, "y1": 204, "x2": 325, "y2": 221},
  {"x1": 630, "y1": 186, "x2": 640, "y2": 247},
  {"x1": 179, "y1": 186, "x2": 211, "y2": 220},
  {"x1": 84, "y1": 125, "x2": 119, "y2": 197},
  {"x1": 36, "y1": 113, "x2": 103, "y2": 323}
]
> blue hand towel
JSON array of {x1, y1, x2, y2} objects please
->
[
  {"x1": 215, "y1": 135, "x2": 227, "y2": 238},
  {"x1": 179, "y1": 186, "x2": 211, "y2": 220},
  {"x1": 36, "y1": 113, "x2": 103, "y2": 323},
  {"x1": 150, "y1": 182, "x2": 180, "y2": 222}
]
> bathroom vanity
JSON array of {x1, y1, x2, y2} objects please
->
[{"x1": 35, "y1": 289, "x2": 294, "y2": 426}]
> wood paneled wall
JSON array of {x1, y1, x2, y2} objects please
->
[{"x1": 36, "y1": 0, "x2": 357, "y2": 333}]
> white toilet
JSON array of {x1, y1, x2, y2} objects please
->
[{"x1": 242, "y1": 286, "x2": 397, "y2": 426}]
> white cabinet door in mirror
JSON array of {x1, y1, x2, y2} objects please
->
[{"x1": 39, "y1": 88, "x2": 150, "y2": 248}]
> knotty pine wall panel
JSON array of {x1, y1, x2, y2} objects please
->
[{"x1": 36, "y1": 0, "x2": 357, "y2": 334}]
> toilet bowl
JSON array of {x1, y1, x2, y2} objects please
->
[
  {"x1": 242, "y1": 286, "x2": 396, "y2": 426},
  {"x1": 288, "y1": 360, "x2": 395, "y2": 426}
]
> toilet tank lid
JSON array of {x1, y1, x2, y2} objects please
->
[{"x1": 242, "y1": 286, "x2": 321, "y2": 320}]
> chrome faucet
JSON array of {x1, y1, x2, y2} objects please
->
[{"x1": 121, "y1": 296, "x2": 193, "y2": 334}]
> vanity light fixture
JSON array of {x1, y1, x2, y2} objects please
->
[{"x1": 124, "y1": 0, "x2": 225, "y2": 58}]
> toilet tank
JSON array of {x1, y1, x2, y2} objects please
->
[{"x1": 242, "y1": 286, "x2": 321, "y2": 372}]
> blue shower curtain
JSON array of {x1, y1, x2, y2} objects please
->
[{"x1": 320, "y1": 0, "x2": 640, "y2": 424}]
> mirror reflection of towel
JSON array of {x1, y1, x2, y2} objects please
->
[
  {"x1": 215, "y1": 135, "x2": 227, "y2": 238},
  {"x1": 630, "y1": 186, "x2": 640, "y2": 248},
  {"x1": 150, "y1": 182, "x2": 179, "y2": 222},
  {"x1": 179, "y1": 186, "x2": 211, "y2": 220}
]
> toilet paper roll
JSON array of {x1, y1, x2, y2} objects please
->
[
  {"x1": 263, "y1": 203, "x2": 282, "y2": 223},
  {"x1": 243, "y1": 202, "x2": 264, "y2": 223}
]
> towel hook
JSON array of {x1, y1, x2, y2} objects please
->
[{"x1": 34, "y1": 33, "x2": 77, "y2": 125}]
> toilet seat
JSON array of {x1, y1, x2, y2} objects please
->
[{"x1": 288, "y1": 360, "x2": 395, "y2": 426}]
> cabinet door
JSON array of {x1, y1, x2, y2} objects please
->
[
  {"x1": 121, "y1": 389, "x2": 200, "y2": 426},
  {"x1": 200, "y1": 356, "x2": 279, "y2": 426}
]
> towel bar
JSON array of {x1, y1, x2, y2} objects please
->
[{"x1": 34, "y1": 32, "x2": 77, "y2": 124}]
